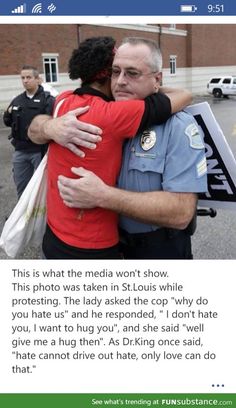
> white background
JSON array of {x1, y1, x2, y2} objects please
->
[{"x1": 0, "y1": 259, "x2": 235, "y2": 393}]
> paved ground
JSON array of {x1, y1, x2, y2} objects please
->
[{"x1": 0, "y1": 95, "x2": 236, "y2": 259}]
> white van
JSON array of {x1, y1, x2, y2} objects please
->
[{"x1": 207, "y1": 75, "x2": 236, "y2": 98}]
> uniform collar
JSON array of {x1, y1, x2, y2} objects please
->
[
  {"x1": 73, "y1": 85, "x2": 112, "y2": 102},
  {"x1": 24, "y1": 84, "x2": 43, "y2": 99}
]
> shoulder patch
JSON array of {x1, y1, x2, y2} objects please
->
[{"x1": 185, "y1": 123, "x2": 205, "y2": 149}]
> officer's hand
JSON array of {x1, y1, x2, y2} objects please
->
[
  {"x1": 45, "y1": 106, "x2": 103, "y2": 157},
  {"x1": 57, "y1": 167, "x2": 106, "y2": 208}
]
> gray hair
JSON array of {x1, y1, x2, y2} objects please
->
[
  {"x1": 21, "y1": 65, "x2": 39, "y2": 78},
  {"x1": 121, "y1": 37, "x2": 163, "y2": 72}
]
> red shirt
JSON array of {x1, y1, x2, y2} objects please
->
[{"x1": 47, "y1": 89, "x2": 145, "y2": 249}]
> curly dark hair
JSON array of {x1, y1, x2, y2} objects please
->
[{"x1": 68, "y1": 36, "x2": 116, "y2": 85}]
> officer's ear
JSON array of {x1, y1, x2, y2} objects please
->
[
  {"x1": 155, "y1": 72, "x2": 162, "y2": 86},
  {"x1": 154, "y1": 72, "x2": 162, "y2": 92}
]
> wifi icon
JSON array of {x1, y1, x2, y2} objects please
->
[
  {"x1": 32, "y1": 3, "x2": 42, "y2": 13},
  {"x1": 48, "y1": 3, "x2": 56, "y2": 13}
]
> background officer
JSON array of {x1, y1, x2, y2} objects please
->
[{"x1": 3, "y1": 65, "x2": 55, "y2": 198}]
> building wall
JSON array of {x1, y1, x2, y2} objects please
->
[
  {"x1": 79, "y1": 24, "x2": 188, "y2": 69},
  {"x1": 0, "y1": 24, "x2": 236, "y2": 108},
  {"x1": 0, "y1": 23, "x2": 188, "y2": 107},
  {"x1": 186, "y1": 24, "x2": 236, "y2": 67},
  {"x1": 0, "y1": 24, "x2": 79, "y2": 106},
  {"x1": 0, "y1": 24, "x2": 78, "y2": 75}
]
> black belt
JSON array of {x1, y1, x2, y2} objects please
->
[{"x1": 119, "y1": 227, "x2": 182, "y2": 248}]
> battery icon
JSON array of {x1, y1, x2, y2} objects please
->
[{"x1": 180, "y1": 5, "x2": 197, "y2": 12}]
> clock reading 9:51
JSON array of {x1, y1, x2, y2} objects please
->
[{"x1": 208, "y1": 4, "x2": 224, "y2": 13}]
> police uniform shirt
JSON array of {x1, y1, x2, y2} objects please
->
[
  {"x1": 3, "y1": 85, "x2": 54, "y2": 152},
  {"x1": 118, "y1": 111, "x2": 208, "y2": 234}
]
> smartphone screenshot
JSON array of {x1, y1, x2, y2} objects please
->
[{"x1": 0, "y1": 1, "x2": 235, "y2": 407}]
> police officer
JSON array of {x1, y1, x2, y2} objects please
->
[
  {"x1": 3, "y1": 65, "x2": 55, "y2": 198},
  {"x1": 117, "y1": 112, "x2": 206, "y2": 259},
  {"x1": 51, "y1": 37, "x2": 207, "y2": 259}
]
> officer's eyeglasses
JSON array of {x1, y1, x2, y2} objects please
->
[{"x1": 111, "y1": 67, "x2": 158, "y2": 80}]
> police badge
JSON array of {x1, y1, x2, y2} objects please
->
[{"x1": 140, "y1": 130, "x2": 156, "y2": 151}]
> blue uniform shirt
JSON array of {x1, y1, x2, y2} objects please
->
[{"x1": 118, "y1": 111, "x2": 208, "y2": 233}]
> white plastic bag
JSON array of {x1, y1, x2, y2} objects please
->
[{"x1": 0, "y1": 153, "x2": 47, "y2": 258}]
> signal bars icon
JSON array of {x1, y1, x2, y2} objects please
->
[
  {"x1": 11, "y1": 3, "x2": 26, "y2": 13},
  {"x1": 32, "y1": 3, "x2": 42, "y2": 13}
]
